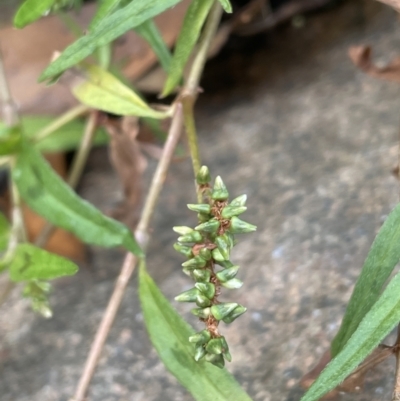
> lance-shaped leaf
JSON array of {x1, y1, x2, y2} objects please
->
[
  {"x1": 332, "y1": 202, "x2": 400, "y2": 356},
  {"x1": 89, "y1": 0, "x2": 123, "y2": 30},
  {"x1": 72, "y1": 65, "x2": 168, "y2": 119},
  {"x1": 0, "y1": 117, "x2": 108, "y2": 153},
  {"x1": 162, "y1": 0, "x2": 214, "y2": 96},
  {"x1": 0, "y1": 126, "x2": 22, "y2": 156},
  {"x1": 12, "y1": 143, "x2": 143, "y2": 256},
  {"x1": 138, "y1": 262, "x2": 253, "y2": 401},
  {"x1": 218, "y1": 0, "x2": 233, "y2": 13},
  {"x1": 9, "y1": 244, "x2": 78, "y2": 282},
  {"x1": 14, "y1": 0, "x2": 56, "y2": 28},
  {"x1": 40, "y1": 0, "x2": 182, "y2": 82},
  {"x1": 135, "y1": 19, "x2": 172, "y2": 72},
  {"x1": 301, "y1": 270, "x2": 400, "y2": 401}
]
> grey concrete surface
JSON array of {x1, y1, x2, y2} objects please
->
[{"x1": 1, "y1": 1, "x2": 400, "y2": 400}]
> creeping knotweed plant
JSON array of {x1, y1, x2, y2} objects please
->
[{"x1": 173, "y1": 166, "x2": 256, "y2": 368}]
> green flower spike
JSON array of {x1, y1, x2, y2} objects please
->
[
  {"x1": 175, "y1": 288, "x2": 198, "y2": 302},
  {"x1": 195, "y1": 218, "x2": 220, "y2": 233},
  {"x1": 230, "y1": 194, "x2": 247, "y2": 207},
  {"x1": 177, "y1": 231, "x2": 203, "y2": 243},
  {"x1": 173, "y1": 243, "x2": 193, "y2": 258},
  {"x1": 229, "y1": 216, "x2": 257, "y2": 234},
  {"x1": 191, "y1": 307, "x2": 211, "y2": 319},
  {"x1": 189, "y1": 329, "x2": 212, "y2": 344},
  {"x1": 187, "y1": 204, "x2": 211, "y2": 214},
  {"x1": 196, "y1": 165, "x2": 211, "y2": 185},
  {"x1": 215, "y1": 234, "x2": 231, "y2": 260},
  {"x1": 194, "y1": 345, "x2": 206, "y2": 361},
  {"x1": 173, "y1": 166, "x2": 256, "y2": 366},
  {"x1": 216, "y1": 265, "x2": 240, "y2": 282},
  {"x1": 205, "y1": 353, "x2": 225, "y2": 369},
  {"x1": 221, "y1": 205, "x2": 247, "y2": 219},
  {"x1": 221, "y1": 278, "x2": 243, "y2": 289},
  {"x1": 222, "y1": 305, "x2": 247, "y2": 323},
  {"x1": 195, "y1": 282, "x2": 216, "y2": 300},
  {"x1": 182, "y1": 256, "x2": 207, "y2": 269},
  {"x1": 211, "y1": 303, "x2": 239, "y2": 321},
  {"x1": 192, "y1": 269, "x2": 211, "y2": 282},
  {"x1": 212, "y1": 176, "x2": 229, "y2": 201}
]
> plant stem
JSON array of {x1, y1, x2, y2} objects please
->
[
  {"x1": 182, "y1": 1, "x2": 223, "y2": 198},
  {"x1": 72, "y1": 104, "x2": 183, "y2": 401},
  {"x1": 33, "y1": 104, "x2": 90, "y2": 144},
  {"x1": 0, "y1": 49, "x2": 19, "y2": 127},
  {"x1": 35, "y1": 111, "x2": 98, "y2": 249},
  {"x1": 392, "y1": 325, "x2": 400, "y2": 400}
]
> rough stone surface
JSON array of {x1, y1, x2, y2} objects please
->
[{"x1": 2, "y1": 1, "x2": 400, "y2": 400}]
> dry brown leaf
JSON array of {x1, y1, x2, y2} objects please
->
[
  {"x1": 348, "y1": 45, "x2": 400, "y2": 84},
  {"x1": 106, "y1": 116, "x2": 146, "y2": 228},
  {"x1": 301, "y1": 346, "x2": 393, "y2": 398},
  {"x1": 376, "y1": 0, "x2": 400, "y2": 12}
]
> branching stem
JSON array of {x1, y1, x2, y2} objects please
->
[{"x1": 72, "y1": 105, "x2": 183, "y2": 401}]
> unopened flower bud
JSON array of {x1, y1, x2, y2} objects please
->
[
  {"x1": 215, "y1": 265, "x2": 240, "y2": 282},
  {"x1": 221, "y1": 278, "x2": 243, "y2": 289},
  {"x1": 229, "y1": 216, "x2": 257, "y2": 234},
  {"x1": 196, "y1": 166, "x2": 211, "y2": 185},
  {"x1": 191, "y1": 307, "x2": 211, "y2": 319},
  {"x1": 182, "y1": 256, "x2": 206, "y2": 269},
  {"x1": 195, "y1": 282, "x2": 215, "y2": 300},
  {"x1": 211, "y1": 176, "x2": 229, "y2": 201},
  {"x1": 189, "y1": 329, "x2": 212, "y2": 344},
  {"x1": 192, "y1": 269, "x2": 211, "y2": 282},
  {"x1": 230, "y1": 194, "x2": 247, "y2": 207},
  {"x1": 205, "y1": 353, "x2": 225, "y2": 369},
  {"x1": 221, "y1": 205, "x2": 247, "y2": 219},
  {"x1": 173, "y1": 243, "x2": 193, "y2": 258},
  {"x1": 210, "y1": 303, "x2": 238, "y2": 320},
  {"x1": 175, "y1": 287, "x2": 198, "y2": 302},
  {"x1": 178, "y1": 231, "x2": 203, "y2": 243},
  {"x1": 206, "y1": 338, "x2": 223, "y2": 354},
  {"x1": 195, "y1": 219, "x2": 219, "y2": 233},
  {"x1": 222, "y1": 305, "x2": 247, "y2": 323},
  {"x1": 187, "y1": 204, "x2": 211, "y2": 214}
]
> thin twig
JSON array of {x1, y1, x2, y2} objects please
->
[
  {"x1": 72, "y1": 104, "x2": 183, "y2": 401},
  {"x1": 35, "y1": 111, "x2": 98, "y2": 249},
  {"x1": 33, "y1": 104, "x2": 90, "y2": 144},
  {"x1": 0, "y1": 48, "x2": 19, "y2": 126},
  {"x1": 392, "y1": 324, "x2": 400, "y2": 399}
]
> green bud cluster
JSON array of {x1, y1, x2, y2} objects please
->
[{"x1": 173, "y1": 166, "x2": 256, "y2": 368}]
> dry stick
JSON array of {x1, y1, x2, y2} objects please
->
[
  {"x1": 72, "y1": 105, "x2": 183, "y2": 401},
  {"x1": 393, "y1": 325, "x2": 400, "y2": 400},
  {"x1": 35, "y1": 111, "x2": 98, "y2": 248}
]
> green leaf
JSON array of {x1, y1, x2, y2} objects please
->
[
  {"x1": 135, "y1": 19, "x2": 172, "y2": 72},
  {"x1": 72, "y1": 64, "x2": 168, "y2": 119},
  {"x1": 12, "y1": 143, "x2": 143, "y2": 256},
  {"x1": 218, "y1": 0, "x2": 232, "y2": 13},
  {"x1": 301, "y1": 270, "x2": 400, "y2": 401},
  {"x1": 162, "y1": 0, "x2": 214, "y2": 97},
  {"x1": 9, "y1": 243, "x2": 78, "y2": 281},
  {"x1": 14, "y1": 0, "x2": 56, "y2": 28},
  {"x1": 89, "y1": 0, "x2": 123, "y2": 30},
  {"x1": 0, "y1": 117, "x2": 109, "y2": 153},
  {"x1": 39, "y1": 0, "x2": 182, "y2": 82},
  {"x1": 139, "y1": 262, "x2": 253, "y2": 401},
  {"x1": 0, "y1": 212, "x2": 10, "y2": 252},
  {"x1": 0, "y1": 126, "x2": 22, "y2": 156},
  {"x1": 331, "y1": 203, "x2": 400, "y2": 356}
]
